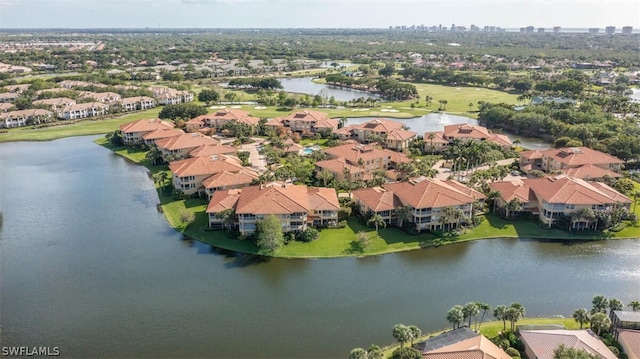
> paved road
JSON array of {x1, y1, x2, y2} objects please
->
[{"x1": 239, "y1": 137, "x2": 268, "y2": 172}]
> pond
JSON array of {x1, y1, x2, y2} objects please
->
[
  {"x1": 1, "y1": 136, "x2": 636, "y2": 358},
  {"x1": 278, "y1": 76, "x2": 379, "y2": 102}
]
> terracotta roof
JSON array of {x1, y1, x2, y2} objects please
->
[
  {"x1": 385, "y1": 178, "x2": 485, "y2": 208},
  {"x1": 61, "y1": 102, "x2": 108, "y2": 112},
  {"x1": 306, "y1": 187, "x2": 341, "y2": 211},
  {"x1": 235, "y1": 184, "x2": 310, "y2": 214},
  {"x1": 525, "y1": 175, "x2": 631, "y2": 205},
  {"x1": 489, "y1": 180, "x2": 533, "y2": 203},
  {"x1": 206, "y1": 189, "x2": 242, "y2": 213},
  {"x1": 352, "y1": 187, "x2": 403, "y2": 212},
  {"x1": 32, "y1": 97, "x2": 76, "y2": 107},
  {"x1": 0, "y1": 92, "x2": 19, "y2": 100},
  {"x1": 207, "y1": 184, "x2": 339, "y2": 216},
  {"x1": 520, "y1": 150, "x2": 543, "y2": 160},
  {"x1": 617, "y1": 330, "x2": 640, "y2": 359},
  {"x1": 324, "y1": 143, "x2": 401, "y2": 164},
  {"x1": 202, "y1": 170, "x2": 259, "y2": 189},
  {"x1": 543, "y1": 147, "x2": 623, "y2": 167},
  {"x1": 0, "y1": 109, "x2": 53, "y2": 119},
  {"x1": 0, "y1": 103, "x2": 16, "y2": 111},
  {"x1": 273, "y1": 110, "x2": 339, "y2": 129},
  {"x1": 121, "y1": 96, "x2": 155, "y2": 105},
  {"x1": 563, "y1": 164, "x2": 622, "y2": 179},
  {"x1": 169, "y1": 154, "x2": 243, "y2": 177},
  {"x1": 155, "y1": 133, "x2": 219, "y2": 151},
  {"x1": 353, "y1": 118, "x2": 404, "y2": 132},
  {"x1": 424, "y1": 131, "x2": 450, "y2": 144},
  {"x1": 444, "y1": 123, "x2": 492, "y2": 140},
  {"x1": 315, "y1": 158, "x2": 367, "y2": 175},
  {"x1": 189, "y1": 144, "x2": 238, "y2": 157},
  {"x1": 141, "y1": 128, "x2": 184, "y2": 141},
  {"x1": 387, "y1": 129, "x2": 417, "y2": 141},
  {"x1": 520, "y1": 330, "x2": 618, "y2": 359},
  {"x1": 120, "y1": 118, "x2": 175, "y2": 133},
  {"x1": 489, "y1": 133, "x2": 513, "y2": 147},
  {"x1": 424, "y1": 335, "x2": 511, "y2": 359}
]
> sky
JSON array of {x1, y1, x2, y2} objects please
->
[{"x1": 0, "y1": 0, "x2": 639, "y2": 29}]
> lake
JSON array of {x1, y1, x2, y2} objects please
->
[
  {"x1": 279, "y1": 77, "x2": 379, "y2": 102},
  {"x1": 1, "y1": 136, "x2": 637, "y2": 358}
]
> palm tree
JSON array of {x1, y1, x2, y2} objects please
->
[
  {"x1": 395, "y1": 205, "x2": 411, "y2": 228},
  {"x1": 504, "y1": 198, "x2": 523, "y2": 219},
  {"x1": 628, "y1": 301, "x2": 640, "y2": 312},
  {"x1": 591, "y1": 295, "x2": 609, "y2": 314},
  {"x1": 590, "y1": 312, "x2": 611, "y2": 336},
  {"x1": 408, "y1": 325, "x2": 421, "y2": 346},
  {"x1": 317, "y1": 169, "x2": 334, "y2": 187},
  {"x1": 494, "y1": 305, "x2": 508, "y2": 331},
  {"x1": 505, "y1": 302, "x2": 526, "y2": 331},
  {"x1": 367, "y1": 214, "x2": 386, "y2": 234},
  {"x1": 462, "y1": 302, "x2": 480, "y2": 329},
  {"x1": 572, "y1": 308, "x2": 591, "y2": 329},
  {"x1": 338, "y1": 117, "x2": 348, "y2": 129},
  {"x1": 349, "y1": 348, "x2": 367, "y2": 359},
  {"x1": 475, "y1": 302, "x2": 492, "y2": 331},
  {"x1": 609, "y1": 298, "x2": 624, "y2": 311},
  {"x1": 367, "y1": 345, "x2": 384, "y2": 359},
  {"x1": 447, "y1": 305, "x2": 464, "y2": 330},
  {"x1": 468, "y1": 102, "x2": 474, "y2": 112},
  {"x1": 392, "y1": 324, "x2": 412, "y2": 348}
]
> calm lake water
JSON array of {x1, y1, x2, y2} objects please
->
[
  {"x1": 279, "y1": 77, "x2": 379, "y2": 102},
  {"x1": 1, "y1": 136, "x2": 638, "y2": 358}
]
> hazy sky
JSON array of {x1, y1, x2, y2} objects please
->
[{"x1": 1, "y1": 0, "x2": 638, "y2": 29}]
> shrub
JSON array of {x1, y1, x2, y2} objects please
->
[
  {"x1": 391, "y1": 347, "x2": 422, "y2": 359},
  {"x1": 505, "y1": 347, "x2": 520, "y2": 358},
  {"x1": 296, "y1": 228, "x2": 319, "y2": 242},
  {"x1": 179, "y1": 209, "x2": 195, "y2": 224}
]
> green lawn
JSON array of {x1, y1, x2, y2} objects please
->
[{"x1": 0, "y1": 108, "x2": 162, "y2": 143}]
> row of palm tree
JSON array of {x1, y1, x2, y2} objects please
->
[
  {"x1": 446, "y1": 301, "x2": 495, "y2": 331},
  {"x1": 441, "y1": 139, "x2": 503, "y2": 182}
]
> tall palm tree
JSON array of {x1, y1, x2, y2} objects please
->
[
  {"x1": 392, "y1": 324, "x2": 412, "y2": 348},
  {"x1": 628, "y1": 301, "x2": 640, "y2": 312},
  {"x1": 367, "y1": 214, "x2": 386, "y2": 234},
  {"x1": 447, "y1": 306, "x2": 464, "y2": 330},
  {"x1": 318, "y1": 169, "x2": 334, "y2": 187},
  {"x1": 590, "y1": 313, "x2": 611, "y2": 336},
  {"x1": 408, "y1": 325, "x2": 421, "y2": 346},
  {"x1": 462, "y1": 302, "x2": 480, "y2": 329},
  {"x1": 493, "y1": 305, "x2": 508, "y2": 331},
  {"x1": 592, "y1": 295, "x2": 609, "y2": 314},
  {"x1": 609, "y1": 298, "x2": 624, "y2": 311},
  {"x1": 395, "y1": 205, "x2": 411, "y2": 228},
  {"x1": 572, "y1": 308, "x2": 591, "y2": 329},
  {"x1": 506, "y1": 302, "x2": 526, "y2": 331},
  {"x1": 475, "y1": 302, "x2": 492, "y2": 331}
]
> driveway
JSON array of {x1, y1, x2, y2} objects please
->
[
  {"x1": 239, "y1": 137, "x2": 268, "y2": 173},
  {"x1": 432, "y1": 158, "x2": 517, "y2": 181}
]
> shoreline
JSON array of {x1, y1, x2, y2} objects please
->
[{"x1": 93, "y1": 137, "x2": 640, "y2": 259}]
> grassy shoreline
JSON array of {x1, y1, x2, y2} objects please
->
[{"x1": 95, "y1": 138, "x2": 640, "y2": 259}]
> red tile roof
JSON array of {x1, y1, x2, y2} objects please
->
[
  {"x1": 189, "y1": 144, "x2": 238, "y2": 157},
  {"x1": 206, "y1": 183, "x2": 339, "y2": 215},
  {"x1": 563, "y1": 164, "x2": 622, "y2": 179},
  {"x1": 525, "y1": 175, "x2": 631, "y2": 205},
  {"x1": 352, "y1": 187, "x2": 403, "y2": 212},
  {"x1": 202, "y1": 170, "x2": 259, "y2": 189},
  {"x1": 544, "y1": 147, "x2": 623, "y2": 167},
  {"x1": 120, "y1": 118, "x2": 175, "y2": 134},
  {"x1": 520, "y1": 330, "x2": 618, "y2": 359},
  {"x1": 168, "y1": 155, "x2": 243, "y2": 177},
  {"x1": 424, "y1": 335, "x2": 511, "y2": 359},
  {"x1": 155, "y1": 133, "x2": 219, "y2": 151},
  {"x1": 444, "y1": 123, "x2": 491, "y2": 140},
  {"x1": 385, "y1": 178, "x2": 485, "y2": 208},
  {"x1": 142, "y1": 128, "x2": 184, "y2": 141}
]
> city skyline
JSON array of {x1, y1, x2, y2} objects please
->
[{"x1": 0, "y1": 0, "x2": 639, "y2": 29}]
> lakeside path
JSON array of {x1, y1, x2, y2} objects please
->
[{"x1": 94, "y1": 138, "x2": 640, "y2": 259}]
